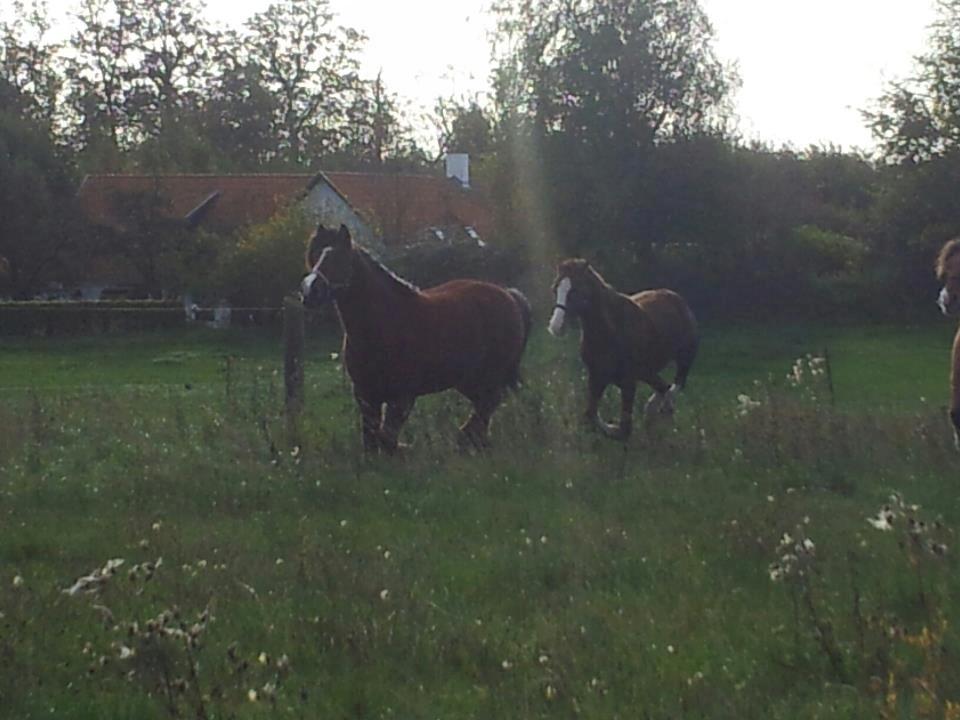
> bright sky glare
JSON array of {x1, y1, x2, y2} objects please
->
[{"x1": 28, "y1": 0, "x2": 939, "y2": 152}]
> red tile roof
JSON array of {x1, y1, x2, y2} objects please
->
[
  {"x1": 77, "y1": 172, "x2": 495, "y2": 244},
  {"x1": 322, "y1": 172, "x2": 495, "y2": 244},
  {"x1": 76, "y1": 174, "x2": 314, "y2": 234}
]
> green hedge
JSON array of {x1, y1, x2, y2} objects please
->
[{"x1": 0, "y1": 300, "x2": 185, "y2": 336}]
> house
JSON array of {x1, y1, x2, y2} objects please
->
[
  {"x1": 76, "y1": 155, "x2": 490, "y2": 245},
  {"x1": 71, "y1": 155, "x2": 492, "y2": 299}
]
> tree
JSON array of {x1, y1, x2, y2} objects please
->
[
  {"x1": 493, "y1": 0, "x2": 735, "y2": 146},
  {"x1": 0, "y1": 0, "x2": 61, "y2": 130},
  {"x1": 199, "y1": 33, "x2": 282, "y2": 170},
  {"x1": 63, "y1": 0, "x2": 140, "y2": 170},
  {"x1": 866, "y1": 0, "x2": 960, "y2": 164},
  {"x1": 432, "y1": 98, "x2": 495, "y2": 157},
  {"x1": 490, "y1": 0, "x2": 737, "y2": 261},
  {"x1": 243, "y1": 0, "x2": 364, "y2": 166},
  {"x1": 125, "y1": 0, "x2": 216, "y2": 172},
  {"x1": 336, "y1": 72, "x2": 423, "y2": 167},
  {"x1": 0, "y1": 112, "x2": 76, "y2": 298}
]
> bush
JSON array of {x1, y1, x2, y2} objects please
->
[
  {"x1": 0, "y1": 300, "x2": 184, "y2": 336},
  {"x1": 210, "y1": 209, "x2": 313, "y2": 309},
  {"x1": 382, "y1": 240, "x2": 528, "y2": 290}
]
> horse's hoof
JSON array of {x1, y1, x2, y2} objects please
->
[{"x1": 599, "y1": 421, "x2": 630, "y2": 442}]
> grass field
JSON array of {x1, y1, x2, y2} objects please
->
[{"x1": 1, "y1": 320, "x2": 959, "y2": 719}]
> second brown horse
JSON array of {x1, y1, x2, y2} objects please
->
[
  {"x1": 302, "y1": 223, "x2": 532, "y2": 452},
  {"x1": 548, "y1": 258, "x2": 698, "y2": 441}
]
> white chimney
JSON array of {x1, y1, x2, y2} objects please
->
[{"x1": 445, "y1": 153, "x2": 470, "y2": 188}]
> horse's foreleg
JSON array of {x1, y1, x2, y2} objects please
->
[
  {"x1": 599, "y1": 380, "x2": 636, "y2": 441},
  {"x1": 381, "y1": 398, "x2": 416, "y2": 453},
  {"x1": 584, "y1": 372, "x2": 609, "y2": 429},
  {"x1": 355, "y1": 394, "x2": 384, "y2": 453}
]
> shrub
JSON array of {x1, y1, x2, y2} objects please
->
[{"x1": 0, "y1": 300, "x2": 183, "y2": 336}]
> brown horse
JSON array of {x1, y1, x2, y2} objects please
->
[
  {"x1": 301, "y1": 223, "x2": 532, "y2": 452},
  {"x1": 936, "y1": 238, "x2": 960, "y2": 449},
  {"x1": 547, "y1": 258, "x2": 698, "y2": 441}
]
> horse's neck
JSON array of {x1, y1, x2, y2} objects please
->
[
  {"x1": 335, "y1": 254, "x2": 413, "y2": 341},
  {"x1": 581, "y1": 286, "x2": 627, "y2": 341}
]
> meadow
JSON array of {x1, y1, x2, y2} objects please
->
[{"x1": 1, "y1": 320, "x2": 959, "y2": 719}]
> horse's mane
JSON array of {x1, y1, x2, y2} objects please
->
[
  {"x1": 559, "y1": 258, "x2": 617, "y2": 294},
  {"x1": 937, "y1": 239, "x2": 960, "y2": 279},
  {"x1": 356, "y1": 247, "x2": 420, "y2": 296},
  {"x1": 585, "y1": 264, "x2": 615, "y2": 292}
]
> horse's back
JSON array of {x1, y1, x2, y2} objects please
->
[
  {"x1": 630, "y1": 289, "x2": 698, "y2": 350},
  {"x1": 411, "y1": 278, "x2": 529, "y2": 391}
]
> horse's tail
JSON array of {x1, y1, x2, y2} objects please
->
[
  {"x1": 672, "y1": 305, "x2": 700, "y2": 391},
  {"x1": 506, "y1": 287, "x2": 533, "y2": 389}
]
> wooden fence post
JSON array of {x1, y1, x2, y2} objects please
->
[{"x1": 283, "y1": 295, "x2": 305, "y2": 444}]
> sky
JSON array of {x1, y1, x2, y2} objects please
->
[{"x1": 27, "y1": 0, "x2": 940, "y2": 152}]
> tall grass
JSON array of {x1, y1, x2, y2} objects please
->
[{"x1": 1, "y1": 324, "x2": 959, "y2": 719}]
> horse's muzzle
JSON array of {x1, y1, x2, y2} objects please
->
[
  {"x1": 301, "y1": 272, "x2": 333, "y2": 307},
  {"x1": 938, "y1": 287, "x2": 959, "y2": 317}
]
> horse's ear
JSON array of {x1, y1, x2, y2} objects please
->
[
  {"x1": 306, "y1": 225, "x2": 324, "y2": 269},
  {"x1": 336, "y1": 223, "x2": 352, "y2": 246}
]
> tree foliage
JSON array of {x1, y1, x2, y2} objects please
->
[
  {"x1": 867, "y1": 0, "x2": 960, "y2": 164},
  {"x1": 242, "y1": 0, "x2": 364, "y2": 166}
]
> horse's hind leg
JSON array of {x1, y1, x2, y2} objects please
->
[
  {"x1": 458, "y1": 388, "x2": 504, "y2": 450},
  {"x1": 642, "y1": 374, "x2": 673, "y2": 420},
  {"x1": 672, "y1": 338, "x2": 699, "y2": 392}
]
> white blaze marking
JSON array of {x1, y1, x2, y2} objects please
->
[
  {"x1": 301, "y1": 272, "x2": 318, "y2": 297},
  {"x1": 938, "y1": 286, "x2": 951, "y2": 315},
  {"x1": 548, "y1": 277, "x2": 571, "y2": 336}
]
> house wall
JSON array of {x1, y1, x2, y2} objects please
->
[{"x1": 301, "y1": 183, "x2": 383, "y2": 254}]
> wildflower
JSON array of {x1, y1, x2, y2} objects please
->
[
  {"x1": 379, "y1": 589, "x2": 390, "y2": 601},
  {"x1": 151, "y1": 521, "x2": 161, "y2": 532},
  {"x1": 12, "y1": 575, "x2": 23, "y2": 589},
  {"x1": 538, "y1": 654, "x2": 549, "y2": 665},
  {"x1": 339, "y1": 519, "x2": 348, "y2": 527},
  {"x1": 501, "y1": 659, "x2": 512, "y2": 670},
  {"x1": 867, "y1": 511, "x2": 894, "y2": 532},
  {"x1": 544, "y1": 684, "x2": 557, "y2": 700},
  {"x1": 667, "y1": 645, "x2": 675, "y2": 654},
  {"x1": 117, "y1": 645, "x2": 135, "y2": 660},
  {"x1": 63, "y1": 559, "x2": 125, "y2": 596},
  {"x1": 247, "y1": 689, "x2": 258, "y2": 702},
  {"x1": 736, "y1": 394, "x2": 762, "y2": 416},
  {"x1": 261, "y1": 681, "x2": 277, "y2": 700},
  {"x1": 258, "y1": 651, "x2": 269, "y2": 665},
  {"x1": 276, "y1": 654, "x2": 290, "y2": 671}
]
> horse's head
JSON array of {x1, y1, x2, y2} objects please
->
[
  {"x1": 937, "y1": 239, "x2": 960, "y2": 317},
  {"x1": 548, "y1": 258, "x2": 601, "y2": 336},
  {"x1": 302, "y1": 222, "x2": 355, "y2": 307}
]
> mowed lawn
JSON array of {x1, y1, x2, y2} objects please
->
[{"x1": 1, "y1": 320, "x2": 959, "y2": 719}]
